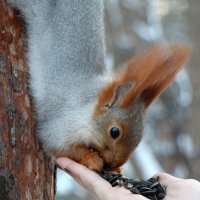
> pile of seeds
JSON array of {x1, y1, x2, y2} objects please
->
[{"x1": 97, "y1": 171, "x2": 166, "y2": 200}]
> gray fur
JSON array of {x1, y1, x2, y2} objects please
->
[{"x1": 8, "y1": 0, "x2": 107, "y2": 152}]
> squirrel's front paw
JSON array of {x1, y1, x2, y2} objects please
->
[{"x1": 80, "y1": 151, "x2": 104, "y2": 171}]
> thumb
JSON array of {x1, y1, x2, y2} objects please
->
[{"x1": 56, "y1": 157, "x2": 112, "y2": 199}]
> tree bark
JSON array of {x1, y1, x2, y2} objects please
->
[{"x1": 0, "y1": 1, "x2": 55, "y2": 199}]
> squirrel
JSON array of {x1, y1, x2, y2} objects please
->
[{"x1": 7, "y1": 0, "x2": 191, "y2": 172}]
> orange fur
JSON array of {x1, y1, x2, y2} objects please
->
[
  {"x1": 53, "y1": 144, "x2": 104, "y2": 170},
  {"x1": 121, "y1": 45, "x2": 191, "y2": 107},
  {"x1": 95, "y1": 81, "x2": 117, "y2": 114},
  {"x1": 96, "y1": 44, "x2": 191, "y2": 111}
]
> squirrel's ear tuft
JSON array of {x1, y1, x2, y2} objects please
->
[
  {"x1": 120, "y1": 44, "x2": 191, "y2": 108},
  {"x1": 95, "y1": 44, "x2": 191, "y2": 113}
]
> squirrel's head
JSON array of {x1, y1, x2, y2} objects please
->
[{"x1": 91, "y1": 44, "x2": 191, "y2": 171}]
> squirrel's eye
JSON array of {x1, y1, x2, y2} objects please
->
[{"x1": 110, "y1": 127, "x2": 120, "y2": 139}]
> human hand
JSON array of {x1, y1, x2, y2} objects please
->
[
  {"x1": 56, "y1": 157, "x2": 148, "y2": 200},
  {"x1": 56, "y1": 157, "x2": 200, "y2": 200},
  {"x1": 154, "y1": 172, "x2": 200, "y2": 200}
]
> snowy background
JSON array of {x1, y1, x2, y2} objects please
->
[{"x1": 56, "y1": 0, "x2": 200, "y2": 199}]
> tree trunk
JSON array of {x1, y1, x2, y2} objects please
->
[{"x1": 0, "y1": 1, "x2": 55, "y2": 199}]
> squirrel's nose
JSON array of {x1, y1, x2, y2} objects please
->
[{"x1": 104, "y1": 162, "x2": 113, "y2": 171}]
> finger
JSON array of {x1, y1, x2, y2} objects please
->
[
  {"x1": 56, "y1": 157, "x2": 113, "y2": 199},
  {"x1": 153, "y1": 173, "x2": 184, "y2": 187}
]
